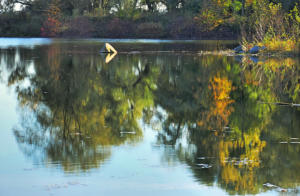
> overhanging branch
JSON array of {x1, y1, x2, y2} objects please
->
[{"x1": 14, "y1": 0, "x2": 32, "y2": 7}]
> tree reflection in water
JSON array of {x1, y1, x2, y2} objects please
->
[
  {"x1": 1, "y1": 43, "x2": 300, "y2": 194},
  {"x1": 5, "y1": 44, "x2": 156, "y2": 172},
  {"x1": 154, "y1": 54, "x2": 300, "y2": 194}
]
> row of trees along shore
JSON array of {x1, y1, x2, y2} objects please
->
[{"x1": 0, "y1": 0, "x2": 299, "y2": 51}]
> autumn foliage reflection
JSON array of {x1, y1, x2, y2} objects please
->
[
  {"x1": 1, "y1": 46, "x2": 300, "y2": 193},
  {"x1": 198, "y1": 75, "x2": 235, "y2": 131}
]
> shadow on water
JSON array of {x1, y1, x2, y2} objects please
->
[{"x1": 0, "y1": 40, "x2": 300, "y2": 194}]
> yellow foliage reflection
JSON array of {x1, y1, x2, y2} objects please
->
[
  {"x1": 198, "y1": 75, "x2": 235, "y2": 131},
  {"x1": 218, "y1": 127, "x2": 266, "y2": 193}
]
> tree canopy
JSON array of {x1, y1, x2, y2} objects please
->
[{"x1": 0, "y1": 0, "x2": 299, "y2": 41}]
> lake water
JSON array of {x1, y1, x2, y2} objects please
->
[{"x1": 0, "y1": 38, "x2": 300, "y2": 196}]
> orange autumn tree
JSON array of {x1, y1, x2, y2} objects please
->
[{"x1": 41, "y1": 0, "x2": 62, "y2": 37}]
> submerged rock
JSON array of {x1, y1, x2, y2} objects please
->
[{"x1": 249, "y1": 46, "x2": 260, "y2": 54}]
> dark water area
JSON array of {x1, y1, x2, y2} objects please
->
[{"x1": 0, "y1": 38, "x2": 300, "y2": 196}]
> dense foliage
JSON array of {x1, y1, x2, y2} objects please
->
[{"x1": 0, "y1": 0, "x2": 299, "y2": 41}]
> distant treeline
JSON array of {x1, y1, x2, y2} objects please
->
[
  {"x1": 0, "y1": 14, "x2": 239, "y2": 39},
  {"x1": 0, "y1": 0, "x2": 299, "y2": 41}
]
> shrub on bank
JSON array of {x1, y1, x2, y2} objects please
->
[
  {"x1": 62, "y1": 17, "x2": 94, "y2": 37},
  {"x1": 241, "y1": 1, "x2": 300, "y2": 55},
  {"x1": 0, "y1": 12, "x2": 238, "y2": 39},
  {"x1": 168, "y1": 16, "x2": 198, "y2": 39},
  {"x1": 263, "y1": 36, "x2": 298, "y2": 52},
  {"x1": 136, "y1": 22, "x2": 165, "y2": 38},
  {"x1": 0, "y1": 12, "x2": 42, "y2": 37},
  {"x1": 105, "y1": 18, "x2": 135, "y2": 38}
]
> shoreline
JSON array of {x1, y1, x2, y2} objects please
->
[{"x1": 0, "y1": 37, "x2": 298, "y2": 57}]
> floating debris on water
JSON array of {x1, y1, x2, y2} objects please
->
[
  {"x1": 196, "y1": 164, "x2": 212, "y2": 169},
  {"x1": 44, "y1": 181, "x2": 87, "y2": 191},
  {"x1": 223, "y1": 158, "x2": 256, "y2": 165},
  {"x1": 120, "y1": 131, "x2": 136, "y2": 134},
  {"x1": 163, "y1": 144, "x2": 175, "y2": 147},
  {"x1": 263, "y1": 183, "x2": 288, "y2": 192},
  {"x1": 280, "y1": 141, "x2": 300, "y2": 144},
  {"x1": 128, "y1": 51, "x2": 141, "y2": 54},
  {"x1": 197, "y1": 50, "x2": 235, "y2": 56},
  {"x1": 67, "y1": 181, "x2": 80, "y2": 186},
  {"x1": 23, "y1": 168, "x2": 37, "y2": 171},
  {"x1": 234, "y1": 159, "x2": 254, "y2": 166},
  {"x1": 151, "y1": 144, "x2": 161, "y2": 148},
  {"x1": 263, "y1": 183, "x2": 278, "y2": 188},
  {"x1": 197, "y1": 157, "x2": 215, "y2": 160},
  {"x1": 279, "y1": 188, "x2": 288, "y2": 192}
]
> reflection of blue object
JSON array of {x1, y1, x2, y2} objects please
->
[
  {"x1": 234, "y1": 45, "x2": 243, "y2": 53},
  {"x1": 250, "y1": 56, "x2": 259, "y2": 63},
  {"x1": 234, "y1": 55, "x2": 243, "y2": 63},
  {"x1": 0, "y1": 38, "x2": 52, "y2": 49}
]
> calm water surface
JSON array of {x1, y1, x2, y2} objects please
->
[{"x1": 0, "y1": 38, "x2": 300, "y2": 196}]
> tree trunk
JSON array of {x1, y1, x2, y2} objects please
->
[
  {"x1": 241, "y1": 0, "x2": 246, "y2": 40},
  {"x1": 145, "y1": 0, "x2": 154, "y2": 12}
]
